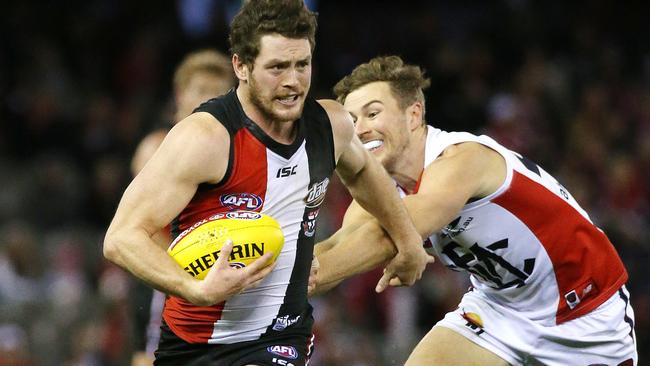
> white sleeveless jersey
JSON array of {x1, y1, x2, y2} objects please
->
[{"x1": 405, "y1": 126, "x2": 627, "y2": 325}]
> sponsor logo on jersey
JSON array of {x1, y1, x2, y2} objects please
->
[
  {"x1": 272, "y1": 314, "x2": 302, "y2": 331},
  {"x1": 276, "y1": 165, "x2": 298, "y2": 178},
  {"x1": 267, "y1": 345, "x2": 298, "y2": 359},
  {"x1": 441, "y1": 216, "x2": 473, "y2": 238},
  {"x1": 304, "y1": 178, "x2": 329, "y2": 208},
  {"x1": 565, "y1": 281, "x2": 595, "y2": 309},
  {"x1": 220, "y1": 193, "x2": 263, "y2": 211}
]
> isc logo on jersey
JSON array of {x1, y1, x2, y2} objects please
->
[
  {"x1": 220, "y1": 193, "x2": 263, "y2": 210},
  {"x1": 267, "y1": 345, "x2": 298, "y2": 359}
]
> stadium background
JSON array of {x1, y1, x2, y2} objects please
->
[{"x1": 0, "y1": 0, "x2": 648, "y2": 364}]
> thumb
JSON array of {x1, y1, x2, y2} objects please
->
[
  {"x1": 375, "y1": 268, "x2": 393, "y2": 293},
  {"x1": 427, "y1": 254, "x2": 436, "y2": 264}
]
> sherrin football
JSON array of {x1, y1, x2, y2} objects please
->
[{"x1": 167, "y1": 211, "x2": 284, "y2": 280}]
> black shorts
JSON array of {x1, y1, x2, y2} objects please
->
[{"x1": 154, "y1": 320, "x2": 314, "y2": 366}]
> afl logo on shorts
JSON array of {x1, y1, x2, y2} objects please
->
[
  {"x1": 220, "y1": 193, "x2": 263, "y2": 211},
  {"x1": 267, "y1": 345, "x2": 298, "y2": 359},
  {"x1": 305, "y1": 178, "x2": 329, "y2": 208}
]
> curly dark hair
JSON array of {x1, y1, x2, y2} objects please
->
[
  {"x1": 229, "y1": 0, "x2": 318, "y2": 66},
  {"x1": 333, "y1": 56, "x2": 431, "y2": 116}
]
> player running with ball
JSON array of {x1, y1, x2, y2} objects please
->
[{"x1": 104, "y1": 2, "x2": 430, "y2": 365}]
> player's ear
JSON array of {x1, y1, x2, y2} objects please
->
[
  {"x1": 406, "y1": 101, "x2": 424, "y2": 131},
  {"x1": 232, "y1": 54, "x2": 249, "y2": 83}
]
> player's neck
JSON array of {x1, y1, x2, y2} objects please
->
[
  {"x1": 236, "y1": 86, "x2": 297, "y2": 144},
  {"x1": 390, "y1": 125, "x2": 427, "y2": 194}
]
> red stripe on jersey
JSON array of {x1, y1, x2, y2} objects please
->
[
  {"x1": 220, "y1": 128, "x2": 269, "y2": 196},
  {"x1": 163, "y1": 127, "x2": 269, "y2": 343},
  {"x1": 493, "y1": 171, "x2": 627, "y2": 324},
  {"x1": 164, "y1": 298, "x2": 226, "y2": 343}
]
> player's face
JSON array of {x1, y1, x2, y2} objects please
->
[
  {"x1": 176, "y1": 72, "x2": 233, "y2": 120},
  {"x1": 344, "y1": 82, "x2": 412, "y2": 172},
  {"x1": 248, "y1": 34, "x2": 312, "y2": 123}
]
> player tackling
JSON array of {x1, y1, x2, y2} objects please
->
[
  {"x1": 103, "y1": 2, "x2": 429, "y2": 365},
  {"x1": 314, "y1": 56, "x2": 638, "y2": 365}
]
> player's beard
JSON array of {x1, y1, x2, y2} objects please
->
[{"x1": 248, "y1": 76, "x2": 305, "y2": 124}]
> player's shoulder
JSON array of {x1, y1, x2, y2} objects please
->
[
  {"x1": 316, "y1": 99, "x2": 353, "y2": 138},
  {"x1": 170, "y1": 112, "x2": 229, "y2": 144},
  {"x1": 316, "y1": 99, "x2": 350, "y2": 123}
]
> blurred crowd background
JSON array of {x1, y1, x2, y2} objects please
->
[{"x1": 0, "y1": 0, "x2": 648, "y2": 365}]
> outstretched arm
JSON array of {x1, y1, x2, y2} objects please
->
[
  {"x1": 313, "y1": 141, "x2": 507, "y2": 294},
  {"x1": 320, "y1": 99, "x2": 432, "y2": 288},
  {"x1": 312, "y1": 201, "x2": 397, "y2": 295}
]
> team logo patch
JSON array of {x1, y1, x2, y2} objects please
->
[
  {"x1": 220, "y1": 193, "x2": 263, "y2": 211},
  {"x1": 302, "y1": 209, "x2": 320, "y2": 237},
  {"x1": 272, "y1": 314, "x2": 301, "y2": 331},
  {"x1": 461, "y1": 310, "x2": 484, "y2": 335},
  {"x1": 267, "y1": 345, "x2": 298, "y2": 359},
  {"x1": 304, "y1": 178, "x2": 329, "y2": 208}
]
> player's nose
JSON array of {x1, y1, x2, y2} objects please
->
[{"x1": 354, "y1": 117, "x2": 371, "y2": 137}]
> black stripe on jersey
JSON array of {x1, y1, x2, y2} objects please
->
[
  {"x1": 517, "y1": 155, "x2": 541, "y2": 177},
  {"x1": 243, "y1": 116, "x2": 305, "y2": 160},
  {"x1": 618, "y1": 288, "x2": 635, "y2": 341},
  {"x1": 193, "y1": 89, "x2": 241, "y2": 190},
  {"x1": 262, "y1": 98, "x2": 336, "y2": 338}
]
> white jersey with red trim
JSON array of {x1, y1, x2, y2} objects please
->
[
  {"x1": 162, "y1": 90, "x2": 335, "y2": 344},
  {"x1": 413, "y1": 126, "x2": 628, "y2": 325}
]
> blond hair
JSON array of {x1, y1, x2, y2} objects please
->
[{"x1": 173, "y1": 49, "x2": 234, "y2": 92}]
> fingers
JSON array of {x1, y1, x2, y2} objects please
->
[
  {"x1": 244, "y1": 251, "x2": 274, "y2": 273},
  {"x1": 389, "y1": 276, "x2": 403, "y2": 287},
  {"x1": 244, "y1": 260, "x2": 276, "y2": 287},
  {"x1": 307, "y1": 259, "x2": 319, "y2": 296},
  {"x1": 215, "y1": 239, "x2": 234, "y2": 268},
  {"x1": 375, "y1": 269, "x2": 393, "y2": 293}
]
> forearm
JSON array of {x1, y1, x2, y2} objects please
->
[
  {"x1": 104, "y1": 228, "x2": 197, "y2": 301},
  {"x1": 341, "y1": 155, "x2": 422, "y2": 250},
  {"x1": 314, "y1": 221, "x2": 397, "y2": 293}
]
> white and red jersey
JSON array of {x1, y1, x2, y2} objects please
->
[
  {"x1": 410, "y1": 126, "x2": 628, "y2": 326},
  {"x1": 163, "y1": 90, "x2": 335, "y2": 344}
]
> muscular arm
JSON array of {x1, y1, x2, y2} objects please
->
[
  {"x1": 104, "y1": 112, "x2": 273, "y2": 305},
  {"x1": 131, "y1": 130, "x2": 168, "y2": 175},
  {"x1": 313, "y1": 142, "x2": 506, "y2": 293},
  {"x1": 319, "y1": 99, "x2": 431, "y2": 287}
]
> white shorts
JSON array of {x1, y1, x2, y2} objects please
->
[{"x1": 435, "y1": 286, "x2": 637, "y2": 366}]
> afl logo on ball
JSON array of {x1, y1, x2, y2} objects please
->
[{"x1": 220, "y1": 193, "x2": 263, "y2": 211}]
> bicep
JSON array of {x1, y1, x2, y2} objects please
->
[
  {"x1": 111, "y1": 114, "x2": 229, "y2": 236},
  {"x1": 402, "y1": 143, "x2": 506, "y2": 238}
]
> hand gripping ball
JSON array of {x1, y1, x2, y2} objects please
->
[{"x1": 167, "y1": 211, "x2": 284, "y2": 279}]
